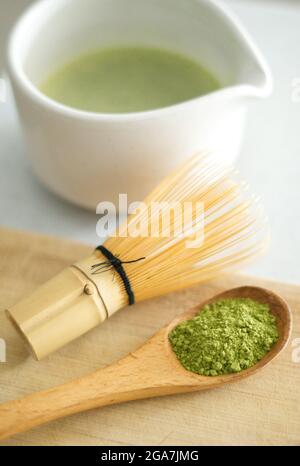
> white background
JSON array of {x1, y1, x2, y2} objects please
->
[{"x1": 0, "y1": 0, "x2": 299, "y2": 284}]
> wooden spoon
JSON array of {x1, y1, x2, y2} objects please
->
[{"x1": 0, "y1": 286, "x2": 292, "y2": 441}]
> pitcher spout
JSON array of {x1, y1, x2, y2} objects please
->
[{"x1": 210, "y1": 0, "x2": 273, "y2": 99}]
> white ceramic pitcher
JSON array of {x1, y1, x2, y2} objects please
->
[{"x1": 7, "y1": 0, "x2": 272, "y2": 209}]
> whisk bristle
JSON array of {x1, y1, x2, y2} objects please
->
[{"x1": 103, "y1": 153, "x2": 268, "y2": 303}]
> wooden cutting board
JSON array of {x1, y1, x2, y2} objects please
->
[{"x1": 0, "y1": 228, "x2": 299, "y2": 446}]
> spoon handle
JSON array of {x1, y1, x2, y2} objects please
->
[
  {"x1": 0, "y1": 328, "x2": 205, "y2": 441},
  {"x1": 0, "y1": 354, "x2": 151, "y2": 440},
  {"x1": 0, "y1": 338, "x2": 189, "y2": 441}
]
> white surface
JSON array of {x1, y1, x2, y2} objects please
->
[{"x1": 0, "y1": 0, "x2": 299, "y2": 283}]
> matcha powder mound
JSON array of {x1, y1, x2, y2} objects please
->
[{"x1": 169, "y1": 298, "x2": 279, "y2": 376}]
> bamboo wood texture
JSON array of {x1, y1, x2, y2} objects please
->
[{"x1": 0, "y1": 228, "x2": 299, "y2": 445}]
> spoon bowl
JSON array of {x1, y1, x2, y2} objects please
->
[
  {"x1": 0, "y1": 286, "x2": 292, "y2": 440},
  {"x1": 165, "y1": 286, "x2": 292, "y2": 389}
]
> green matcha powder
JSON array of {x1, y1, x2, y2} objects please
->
[{"x1": 169, "y1": 298, "x2": 279, "y2": 376}]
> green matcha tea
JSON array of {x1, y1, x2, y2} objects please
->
[
  {"x1": 40, "y1": 46, "x2": 220, "y2": 113},
  {"x1": 169, "y1": 298, "x2": 279, "y2": 376}
]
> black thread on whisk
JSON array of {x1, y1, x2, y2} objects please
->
[{"x1": 92, "y1": 245, "x2": 145, "y2": 305}]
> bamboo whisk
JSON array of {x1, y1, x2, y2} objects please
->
[{"x1": 7, "y1": 153, "x2": 267, "y2": 359}]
